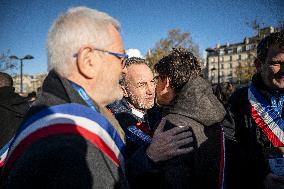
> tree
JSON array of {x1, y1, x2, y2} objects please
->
[
  {"x1": 245, "y1": 19, "x2": 264, "y2": 36},
  {"x1": 145, "y1": 29, "x2": 201, "y2": 69},
  {"x1": 234, "y1": 52, "x2": 256, "y2": 84},
  {"x1": 0, "y1": 50, "x2": 17, "y2": 73}
]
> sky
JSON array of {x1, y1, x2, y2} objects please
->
[{"x1": 0, "y1": 0, "x2": 283, "y2": 75}]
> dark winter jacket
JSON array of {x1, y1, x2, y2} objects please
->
[
  {"x1": 0, "y1": 87, "x2": 29, "y2": 150},
  {"x1": 1, "y1": 70, "x2": 129, "y2": 189},
  {"x1": 161, "y1": 76, "x2": 227, "y2": 189},
  {"x1": 108, "y1": 99, "x2": 162, "y2": 189},
  {"x1": 226, "y1": 73, "x2": 278, "y2": 189}
]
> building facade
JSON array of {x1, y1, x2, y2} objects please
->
[
  {"x1": 12, "y1": 73, "x2": 47, "y2": 94},
  {"x1": 205, "y1": 26, "x2": 279, "y2": 85}
]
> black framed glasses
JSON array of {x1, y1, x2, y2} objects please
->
[{"x1": 73, "y1": 47, "x2": 129, "y2": 68}]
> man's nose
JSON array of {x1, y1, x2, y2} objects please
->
[
  {"x1": 122, "y1": 66, "x2": 127, "y2": 74},
  {"x1": 146, "y1": 83, "x2": 155, "y2": 94}
]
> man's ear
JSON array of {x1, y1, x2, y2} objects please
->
[
  {"x1": 254, "y1": 58, "x2": 262, "y2": 73},
  {"x1": 121, "y1": 85, "x2": 128, "y2": 97},
  {"x1": 77, "y1": 47, "x2": 97, "y2": 78}
]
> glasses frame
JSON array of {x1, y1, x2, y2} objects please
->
[{"x1": 73, "y1": 47, "x2": 129, "y2": 68}]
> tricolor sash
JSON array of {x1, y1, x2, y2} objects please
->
[
  {"x1": 3, "y1": 103, "x2": 125, "y2": 171},
  {"x1": 248, "y1": 84, "x2": 284, "y2": 146},
  {"x1": 0, "y1": 139, "x2": 12, "y2": 167},
  {"x1": 126, "y1": 124, "x2": 152, "y2": 145}
]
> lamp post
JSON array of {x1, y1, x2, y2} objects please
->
[
  {"x1": 206, "y1": 48, "x2": 220, "y2": 85},
  {"x1": 9, "y1": 55, "x2": 34, "y2": 93}
]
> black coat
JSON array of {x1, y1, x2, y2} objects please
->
[
  {"x1": 1, "y1": 70, "x2": 129, "y2": 189},
  {"x1": 0, "y1": 86, "x2": 29, "y2": 150},
  {"x1": 226, "y1": 73, "x2": 274, "y2": 189},
  {"x1": 108, "y1": 99, "x2": 162, "y2": 189}
]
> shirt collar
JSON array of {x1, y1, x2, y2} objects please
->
[{"x1": 131, "y1": 108, "x2": 145, "y2": 119}]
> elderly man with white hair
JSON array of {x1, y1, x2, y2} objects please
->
[{"x1": 1, "y1": 6, "x2": 130, "y2": 189}]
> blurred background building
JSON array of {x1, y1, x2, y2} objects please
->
[
  {"x1": 205, "y1": 26, "x2": 281, "y2": 86},
  {"x1": 12, "y1": 73, "x2": 47, "y2": 94}
]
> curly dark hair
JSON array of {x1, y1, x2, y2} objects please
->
[
  {"x1": 154, "y1": 47, "x2": 201, "y2": 91},
  {"x1": 257, "y1": 30, "x2": 284, "y2": 63}
]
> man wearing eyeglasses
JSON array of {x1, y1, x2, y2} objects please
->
[
  {"x1": 108, "y1": 57, "x2": 194, "y2": 189},
  {"x1": 1, "y1": 7, "x2": 130, "y2": 189}
]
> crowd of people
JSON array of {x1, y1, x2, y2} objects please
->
[{"x1": 0, "y1": 6, "x2": 283, "y2": 189}]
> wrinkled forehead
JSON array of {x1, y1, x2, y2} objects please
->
[{"x1": 127, "y1": 64, "x2": 153, "y2": 80}]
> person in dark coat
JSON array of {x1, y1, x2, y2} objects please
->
[
  {"x1": 1, "y1": 6, "x2": 130, "y2": 189},
  {"x1": 152, "y1": 47, "x2": 227, "y2": 189},
  {"x1": 108, "y1": 57, "x2": 194, "y2": 189},
  {"x1": 227, "y1": 31, "x2": 284, "y2": 189},
  {"x1": 0, "y1": 72, "x2": 29, "y2": 170}
]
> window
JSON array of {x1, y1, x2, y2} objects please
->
[
  {"x1": 230, "y1": 56, "x2": 232, "y2": 61},
  {"x1": 239, "y1": 55, "x2": 241, "y2": 60},
  {"x1": 228, "y1": 49, "x2": 233, "y2": 54},
  {"x1": 229, "y1": 63, "x2": 232, "y2": 68},
  {"x1": 221, "y1": 64, "x2": 224, "y2": 69},
  {"x1": 246, "y1": 44, "x2": 254, "y2": 51},
  {"x1": 219, "y1": 49, "x2": 224, "y2": 55},
  {"x1": 228, "y1": 71, "x2": 233, "y2": 76},
  {"x1": 237, "y1": 46, "x2": 242, "y2": 53}
]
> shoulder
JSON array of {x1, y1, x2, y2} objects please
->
[{"x1": 3, "y1": 134, "x2": 125, "y2": 189}]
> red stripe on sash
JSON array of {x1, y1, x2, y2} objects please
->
[
  {"x1": 251, "y1": 106, "x2": 284, "y2": 146},
  {"x1": 5, "y1": 124, "x2": 119, "y2": 170}
]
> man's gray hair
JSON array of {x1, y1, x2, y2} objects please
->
[
  {"x1": 120, "y1": 57, "x2": 150, "y2": 86},
  {"x1": 47, "y1": 6, "x2": 120, "y2": 78}
]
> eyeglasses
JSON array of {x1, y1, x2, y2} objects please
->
[
  {"x1": 93, "y1": 48, "x2": 128, "y2": 68},
  {"x1": 73, "y1": 47, "x2": 129, "y2": 68}
]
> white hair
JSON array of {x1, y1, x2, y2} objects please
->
[{"x1": 47, "y1": 6, "x2": 120, "y2": 78}]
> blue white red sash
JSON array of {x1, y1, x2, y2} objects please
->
[
  {"x1": 0, "y1": 139, "x2": 12, "y2": 167},
  {"x1": 4, "y1": 103, "x2": 126, "y2": 171},
  {"x1": 126, "y1": 124, "x2": 152, "y2": 145},
  {"x1": 248, "y1": 84, "x2": 284, "y2": 146}
]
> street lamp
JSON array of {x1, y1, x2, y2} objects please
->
[
  {"x1": 9, "y1": 54, "x2": 34, "y2": 93},
  {"x1": 206, "y1": 48, "x2": 220, "y2": 85}
]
